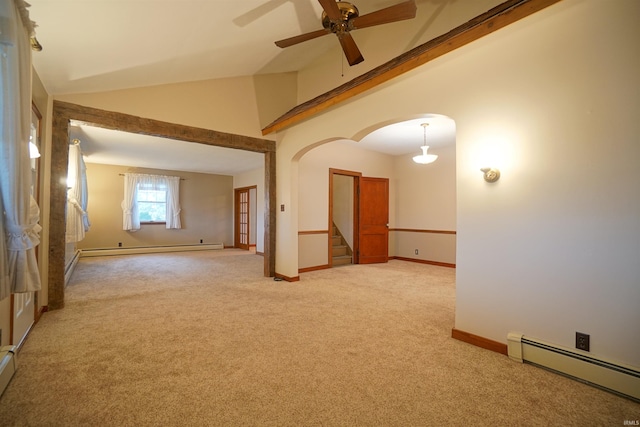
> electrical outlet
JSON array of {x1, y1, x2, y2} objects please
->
[
  {"x1": 200, "y1": 239, "x2": 203, "y2": 244},
  {"x1": 118, "y1": 242, "x2": 122, "y2": 247},
  {"x1": 576, "y1": 332, "x2": 590, "y2": 351},
  {"x1": 415, "y1": 249, "x2": 419, "y2": 255}
]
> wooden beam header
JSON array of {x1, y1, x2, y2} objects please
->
[
  {"x1": 262, "y1": 0, "x2": 562, "y2": 135},
  {"x1": 54, "y1": 101, "x2": 276, "y2": 154}
]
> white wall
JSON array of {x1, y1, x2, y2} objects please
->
[
  {"x1": 454, "y1": 0, "x2": 640, "y2": 366},
  {"x1": 296, "y1": 0, "x2": 505, "y2": 103},
  {"x1": 276, "y1": 0, "x2": 640, "y2": 367}
]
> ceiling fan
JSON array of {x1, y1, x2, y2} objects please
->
[{"x1": 275, "y1": 0, "x2": 417, "y2": 66}]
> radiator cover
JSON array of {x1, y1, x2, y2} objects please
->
[
  {"x1": 0, "y1": 345, "x2": 18, "y2": 397},
  {"x1": 508, "y1": 333, "x2": 640, "y2": 402},
  {"x1": 81, "y1": 243, "x2": 224, "y2": 257}
]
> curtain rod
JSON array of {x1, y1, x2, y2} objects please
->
[{"x1": 118, "y1": 173, "x2": 186, "y2": 180}]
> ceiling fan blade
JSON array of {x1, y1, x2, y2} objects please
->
[
  {"x1": 351, "y1": 0, "x2": 417, "y2": 30},
  {"x1": 318, "y1": 0, "x2": 342, "y2": 21},
  {"x1": 275, "y1": 28, "x2": 330, "y2": 48},
  {"x1": 338, "y1": 32, "x2": 364, "y2": 66}
]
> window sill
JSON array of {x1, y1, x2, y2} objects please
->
[{"x1": 140, "y1": 222, "x2": 166, "y2": 225}]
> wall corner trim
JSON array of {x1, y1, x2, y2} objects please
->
[{"x1": 451, "y1": 328, "x2": 508, "y2": 355}]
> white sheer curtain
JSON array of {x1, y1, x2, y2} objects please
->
[
  {"x1": 165, "y1": 176, "x2": 181, "y2": 229},
  {"x1": 81, "y1": 156, "x2": 90, "y2": 232},
  {"x1": 122, "y1": 173, "x2": 140, "y2": 231},
  {"x1": 0, "y1": 0, "x2": 41, "y2": 298},
  {"x1": 122, "y1": 173, "x2": 181, "y2": 231},
  {"x1": 66, "y1": 143, "x2": 90, "y2": 242}
]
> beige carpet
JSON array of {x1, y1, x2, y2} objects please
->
[{"x1": 0, "y1": 250, "x2": 637, "y2": 426}]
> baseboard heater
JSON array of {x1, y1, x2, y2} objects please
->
[
  {"x1": 0, "y1": 346, "x2": 18, "y2": 397},
  {"x1": 65, "y1": 249, "x2": 81, "y2": 287},
  {"x1": 508, "y1": 333, "x2": 640, "y2": 402},
  {"x1": 81, "y1": 243, "x2": 224, "y2": 257}
]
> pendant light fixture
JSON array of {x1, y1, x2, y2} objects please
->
[{"x1": 412, "y1": 123, "x2": 438, "y2": 164}]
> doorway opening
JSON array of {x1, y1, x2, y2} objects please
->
[
  {"x1": 234, "y1": 186, "x2": 257, "y2": 251},
  {"x1": 48, "y1": 101, "x2": 276, "y2": 310},
  {"x1": 329, "y1": 169, "x2": 389, "y2": 268},
  {"x1": 329, "y1": 170, "x2": 358, "y2": 267}
]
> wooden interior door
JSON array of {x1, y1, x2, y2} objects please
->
[
  {"x1": 234, "y1": 188, "x2": 250, "y2": 250},
  {"x1": 358, "y1": 177, "x2": 389, "y2": 264}
]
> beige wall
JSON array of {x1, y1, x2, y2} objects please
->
[
  {"x1": 252, "y1": 72, "x2": 298, "y2": 130},
  {"x1": 299, "y1": 234, "x2": 329, "y2": 271},
  {"x1": 78, "y1": 163, "x2": 233, "y2": 249},
  {"x1": 391, "y1": 142, "x2": 457, "y2": 265},
  {"x1": 56, "y1": 75, "x2": 273, "y2": 140},
  {"x1": 391, "y1": 231, "x2": 456, "y2": 266},
  {"x1": 276, "y1": 0, "x2": 640, "y2": 367}
]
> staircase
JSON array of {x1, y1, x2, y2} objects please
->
[{"x1": 331, "y1": 223, "x2": 353, "y2": 267}]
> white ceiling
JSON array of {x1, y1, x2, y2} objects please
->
[
  {"x1": 29, "y1": 0, "x2": 410, "y2": 95},
  {"x1": 69, "y1": 115, "x2": 454, "y2": 175},
  {"x1": 68, "y1": 124, "x2": 265, "y2": 176},
  {"x1": 29, "y1": 0, "x2": 458, "y2": 175}
]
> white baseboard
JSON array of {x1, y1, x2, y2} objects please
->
[
  {"x1": 508, "y1": 333, "x2": 640, "y2": 402},
  {"x1": 80, "y1": 243, "x2": 224, "y2": 257}
]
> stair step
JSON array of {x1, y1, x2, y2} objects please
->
[
  {"x1": 332, "y1": 255, "x2": 352, "y2": 266},
  {"x1": 332, "y1": 245, "x2": 347, "y2": 257}
]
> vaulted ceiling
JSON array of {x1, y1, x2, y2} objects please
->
[{"x1": 29, "y1": 0, "x2": 502, "y2": 174}]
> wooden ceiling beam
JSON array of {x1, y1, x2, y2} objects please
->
[{"x1": 262, "y1": 0, "x2": 562, "y2": 135}]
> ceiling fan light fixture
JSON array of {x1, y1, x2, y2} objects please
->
[
  {"x1": 413, "y1": 145, "x2": 437, "y2": 164},
  {"x1": 274, "y1": 0, "x2": 417, "y2": 67},
  {"x1": 413, "y1": 123, "x2": 438, "y2": 165},
  {"x1": 322, "y1": 2, "x2": 359, "y2": 33}
]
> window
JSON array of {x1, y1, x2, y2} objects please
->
[
  {"x1": 122, "y1": 173, "x2": 181, "y2": 231},
  {"x1": 137, "y1": 184, "x2": 167, "y2": 223}
]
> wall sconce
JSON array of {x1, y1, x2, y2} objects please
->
[{"x1": 480, "y1": 167, "x2": 500, "y2": 183}]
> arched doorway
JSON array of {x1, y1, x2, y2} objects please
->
[{"x1": 295, "y1": 115, "x2": 457, "y2": 275}]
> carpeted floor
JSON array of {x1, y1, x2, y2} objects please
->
[{"x1": 0, "y1": 249, "x2": 638, "y2": 426}]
